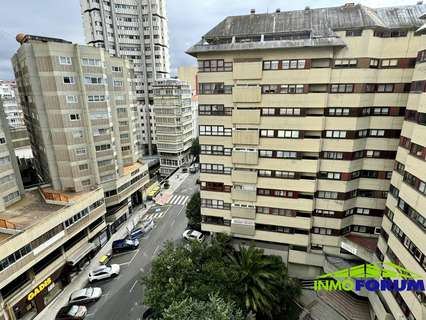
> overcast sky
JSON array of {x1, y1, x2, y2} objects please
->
[{"x1": 0, "y1": 0, "x2": 417, "y2": 79}]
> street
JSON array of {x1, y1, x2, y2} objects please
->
[{"x1": 85, "y1": 172, "x2": 199, "y2": 320}]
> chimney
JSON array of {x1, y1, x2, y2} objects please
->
[
  {"x1": 275, "y1": 8, "x2": 281, "y2": 13},
  {"x1": 250, "y1": 9, "x2": 255, "y2": 14},
  {"x1": 344, "y1": 2, "x2": 355, "y2": 8}
]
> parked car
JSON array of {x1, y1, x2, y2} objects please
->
[
  {"x1": 56, "y1": 305, "x2": 87, "y2": 320},
  {"x1": 163, "y1": 180, "x2": 170, "y2": 189},
  {"x1": 189, "y1": 165, "x2": 197, "y2": 174},
  {"x1": 182, "y1": 167, "x2": 188, "y2": 173},
  {"x1": 88, "y1": 264, "x2": 120, "y2": 283},
  {"x1": 112, "y1": 239, "x2": 139, "y2": 253},
  {"x1": 68, "y1": 287, "x2": 102, "y2": 305},
  {"x1": 127, "y1": 227, "x2": 144, "y2": 240},
  {"x1": 142, "y1": 307, "x2": 156, "y2": 319},
  {"x1": 183, "y1": 229, "x2": 205, "y2": 242}
]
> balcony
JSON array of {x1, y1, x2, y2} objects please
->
[
  {"x1": 232, "y1": 109, "x2": 261, "y2": 125},
  {"x1": 231, "y1": 218, "x2": 255, "y2": 236},
  {"x1": 231, "y1": 205, "x2": 256, "y2": 219},
  {"x1": 232, "y1": 149, "x2": 258, "y2": 165},
  {"x1": 232, "y1": 86, "x2": 261, "y2": 103},
  {"x1": 231, "y1": 170, "x2": 257, "y2": 184},
  {"x1": 231, "y1": 188, "x2": 257, "y2": 202},
  {"x1": 232, "y1": 129, "x2": 259, "y2": 145},
  {"x1": 233, "y1": 61, "x2": 262, "y2": 80}
]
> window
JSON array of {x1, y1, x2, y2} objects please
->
[
  {"x1": 260, "y1": 129, "x2": 274, "y2": 137},
  {"x1": 334, "y1": 59, "x2": 357, "y2": 68},
  {"x1": 263, "y1": 60, "x2": 279, "y2": 70},
  {"x1": 279, "y1": 108, "x2": 301, "y2": 116},
  {"x1": 75, "y1": 148, "x2": 86, "y2": 155},
  {"x1": 277, "y1": 130, "x2": 299, "y2": 138},
  {"x1": 69, "y1": 114, "x2": 80, "y2": 121},
  {"x1": 199, "y1": 83, "x2": 231, "y2": 94},
  {"x1": 198, "y1": 105, "x2": 231, "y2": 116},
  {"x1": 81, "y1": 58, "x2": 101, "y2": 67},
  {"x1": 261, "y1": 108, "x2": 276, "y2": 116},
  {"x1": 198, "y1": 60, "x2": 232, "y2": 72},
  {"x1": 66, "y1": 95, "x2": 78, "y2": 103},
  {"x1": 3, "y1": 191, "x2": 19, "y2": 203},
  {"x1": 63, "y1": 76, "x2": 75, "y2": 84},
  {"x1": 259, "y1": 150, "x2": 273, "y2": 158},
  {"x1": 98, "y1": 159, "x2": 113, "y2": 167},
  {"x1": 281, "y1": 59, "x2": 306, "y2": 69},
  {"x1": 317, "y1": 191, "x2": 338, "y2": 199},
  {"x1": 328, "y1": 108, "x2": 350, "y2": 116},
  {"x1": 84, "y1": 76, "x2": 103, "y2": 85},
  {"x1": 322, "y1": 151, "x2": 343, "y2": 160},
  {"x1": 112, "y1": 66, "x2": 122, "y2": 72},
  {"x1": 262, "y1": 85, "x2": 279, "y2": 94},
  {"x1": 79, "y1": 164, "x2": 89, "y2": 171},
  {"x1": 199, "y1": 126, "x2": 231, "y2": 136},
  {"x1": 377, "y1": 84, "x2": 394, "y2": 93},
  {"x1": 72, "y1": 130, "x2": 83, "y2": 139},
  {"x1": 330, "y1": 84, "x2": 354, "y2": 93},
  {"x1": 88, "y1": 95, "x2": 106, "y2": 102},
  {"x1": 59, "y1": 56, "x2": 72, "y2": 65},
  {"x1": 369, "y1": 59, "x2": 379, "y2": 68},
  {"x1": 280, "y1": 84, "x2": 304, "y2": 94},
  {"x1": 276, "y1": 151, "x2": 297, "y2": 158},
  {"x1": 381, "y1": 59, "x2": 398, "y2": 67},
  {"x1": 369, "y1": 129, "x2": 385, "y2": 137},
  {"x1": 325, "y1": 130, "x2": 347, "y2": 138},
  {"x1": 345, "y1": 30, "x2": 362, "y2": 37},
  {"x1": 113, "y1": 80, "x2": 123, "y2": 87},
  {"x1": 319, "y1": 172, "x2": 341, "y2": 180},
  {"x1": 95, "y1": 144, "x2": 111, "y2": 151}
]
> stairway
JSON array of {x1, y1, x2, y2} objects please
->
[{"x1": 318, "y1": 291, "x2": 370, "y2": 320}]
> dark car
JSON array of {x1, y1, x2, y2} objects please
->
[
  {"x1": 182, "y1": 167, "x2": 188, "y2": 173},
  {"x1": 127, "y1": 228, "x2": 144, "y2": 240},
  {"x1": 112, "y1": 239, "x2": 139, "y2": 253},
  {"x1": 56, "y1": 305, "x2": 87, "y2": 319}
]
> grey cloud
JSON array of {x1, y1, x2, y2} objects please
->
[{"x1": 0, "y1": 0, "x2": 417, "y2": 79}]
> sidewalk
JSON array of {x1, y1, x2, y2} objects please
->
[
  {"x1": 34, "y1": 205, "x2": 152, "y2": 320},
  {"x1": 34, "y1": 170, "x2": 189, "y2": 320}
]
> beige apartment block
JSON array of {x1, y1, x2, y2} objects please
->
[
  {"x1": 0, "y1": 101, "x2": 24, "y2": 212},
  {"x1": 376, "y1": 15, "x2": 426, "y2": 320},
  {"x1": 153, "y1": 79, "x2": 193, "y2": 176},
  {"x1": 12, "y1": 34, "x2": 149, "y2": 232},
  {"x1": 188, "y1": 3, "x2": 426, "y2": 320},
  {"x1": 81, "y1": 0, "x2": 171, "y2": 155},
  {"x1": 0, "y1": 187, "x2": 106, "y2": 320}
]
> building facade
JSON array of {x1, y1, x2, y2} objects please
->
[
  {"x1": 153, "y1": 79, "x2": 193, "y2": 176},
  {"x1": 12, "y1": 34, "x2": 149, "y2": 233},
  {"x1": 188, "y1": 3, "x2": 426, "y2": 320},
  {"x1": 80, "y1": 0, "x2": 171, "y2": 155},
  {"x1": 0, "y1": 100, "x2": 24, "y2": 212},
  {"x1": 178, "y1": 66, "x2": 199, "y2": 139},
  {"x1": 0, "y1": 81, "x2": 25, "y2": 129},
  {"x1": 376, "y1": 15, "x2": 426, "y2": 320}
]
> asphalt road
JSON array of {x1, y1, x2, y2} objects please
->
[{"x1": 85, "y1": 172, "x2": 199, "y2": 320}]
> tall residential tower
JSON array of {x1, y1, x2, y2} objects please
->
[
  {"x1": 188, "y1": 4, "x2": 426, "y2": 320},
  {"x1": 80, "y1": 0, "x2": 171, "y2": 155}
]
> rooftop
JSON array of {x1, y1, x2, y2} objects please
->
[
  {"x1": 187, "y1": 3, "x2": 426, "y2": 55},
  {"x1": 0, "y1": 189, "x2": 62, "y2": 232}
]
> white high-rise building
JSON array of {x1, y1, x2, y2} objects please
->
[
  {"x1": 0, "y1": 80, "x2": 25, "y2": 129},
  {"x1": 80, "y1": 0, "x2": 171, "y2": 155}
]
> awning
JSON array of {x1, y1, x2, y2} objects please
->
[{"x1": 66, "y1": 242, "x2": 96, "y2": 266}]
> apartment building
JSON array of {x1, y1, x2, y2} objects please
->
[
  {"x1": 81, "y1": 0, "x2": 171, "y2": 155},
  {"x1": 376, "y1": 15, "x2": 426, "y2": 320},
  {"x1": 153, "y1": 79, "x2": 193, "y2": 176},
  {"x1": 188, "y1": 3, "x2": 426, "y2": 319},
  {"x1": 0, "y1": 101, "x2": 24, "y2": 211},
  {"x1": 178, "y1": 66, "x2": 199, "y2": 139},
  {"x1": 12, "y1": 34, "x2": 150, "y2": 233},
  {"x1": 0, "y1": 89, "x2": 107, "y2": 320},
  {"x1": 0, "y1": 81, "x2": 25, "y2": 129}
]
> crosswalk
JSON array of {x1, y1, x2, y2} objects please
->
[{"x1": 167, "y1": 194, "x2": 189, "y2": 206}]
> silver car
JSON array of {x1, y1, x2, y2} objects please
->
[{"x1": 69, "y1": 287, "x2": 102, "y2": 305}]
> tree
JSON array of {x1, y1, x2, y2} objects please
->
[
  {"x1": 185, "y1": 192, "x2": 201, "y2": 230},
  {"x1": 228, "y1": 246, "x2": 283, "y2": 318},
  {"x1": 162, "y1": 294, "x2": 244, "y2": 320},
  {"x1": 190, "y1": 137, "x2": 200, "y2": 161}
]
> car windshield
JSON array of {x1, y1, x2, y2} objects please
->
[
  {"x1": 125, "y1": 239, "x2": 134, "y2": 245},
  {"x1": 68, "y1": 305, "x2": 79, "y2": 316}
]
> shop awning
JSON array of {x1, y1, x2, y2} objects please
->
[{"x1": 66, "y1": 242, "x2": 96, "y2": 266}]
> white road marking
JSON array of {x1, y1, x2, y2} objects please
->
[
  {"x1": 177, "y1": 205, "x2": 186, "y2": 216},
  {"x1": 140, "y1": 267, "x2": 145, "y2": 273},
  {"x1": 171, "y1": 218, "x2": 175, "y2": 227},
  {"x1": 130, "y1": 280, "x2": 138, "y2": 293},
  {"x1": 118, "y1": 249, "x2": 139, "y2": 266},
  {"x1": 153, "y1": 245, "x2": 160, "y2": 256}
]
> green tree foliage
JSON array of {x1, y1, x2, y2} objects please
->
[
  {"x1": 142, "y1": 238, "x2": 301, "y2": 320},
  {"x1": 190, "y1": 137, "x2": 200, "y2": 160},
  {"x1": 185, "y1": 192, "x2": 201, "y2": 230},
  {"x1": 162, "y1": 294, "x2": 244, "y2": 320}
]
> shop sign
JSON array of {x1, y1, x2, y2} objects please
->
[{"x1": 27, "y1": 277, "x2": 52, "y2": 301}]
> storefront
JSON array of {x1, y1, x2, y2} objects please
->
[{"x1": 11, "y1": 268, "x2": 65, "y2": 320}]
